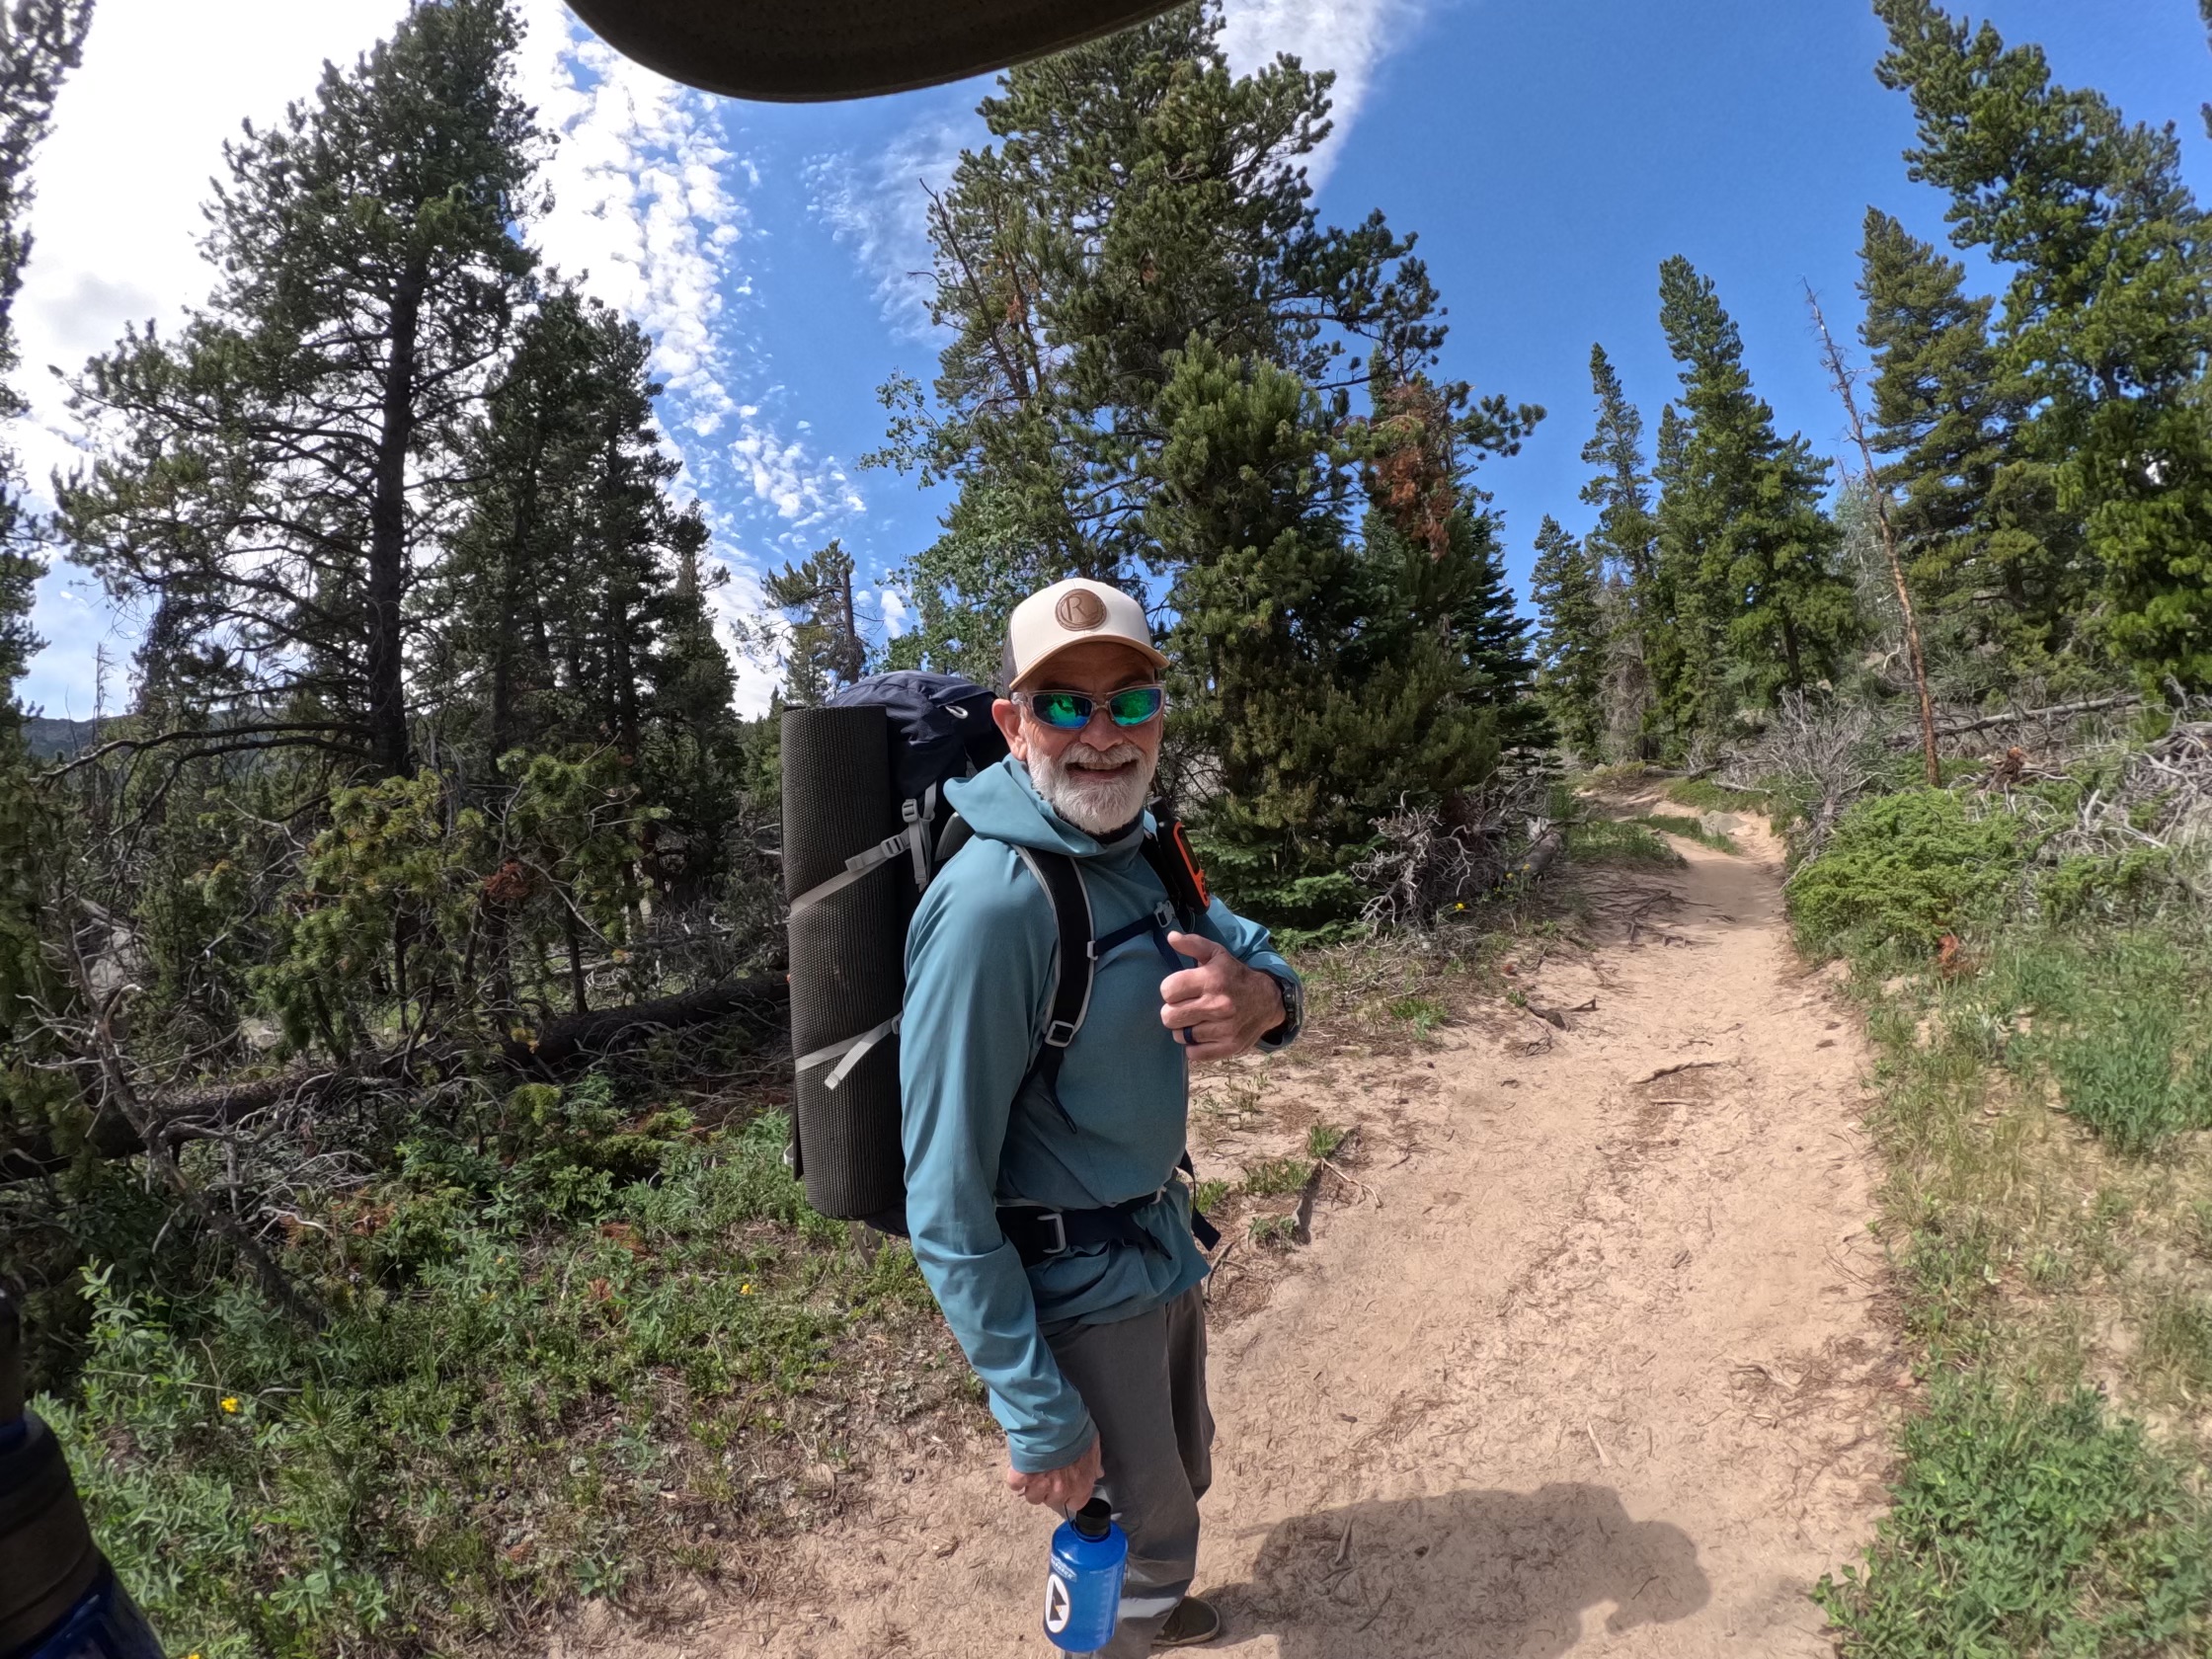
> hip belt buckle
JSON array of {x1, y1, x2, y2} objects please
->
[{"x1": 1034, "y1": 1210, "x2": 1068, "y2": 1257}]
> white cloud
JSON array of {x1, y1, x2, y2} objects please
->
[
  {"x1": 518, "y1": 10, "x2": 864, "y2": 621},
  {"x1": 10, "y1": 0, "x2": 865, "y2": 713},
  {"x1": 877, "y1": 589, "x2": 910, "y2": 639},
  {"x1": 10, "y1": 0, "x2": 409, "y2": 712},
  {"x1": 704, "y1": 563, "x2": 784, "y2": 718},
  {"x1": 1219, "y1": 0, "x2": 1432, "y2": 183},
  {"x1": 519, "y1": 17, "x2": 750, "y2": 443},
  {"x1": 729, "y1": 408, "x2": 865, "y2": 525},
  {"x1": 806, "y1": 0, "x2": 1433, "y2": 339},
  {"x1": 808, "y1": 116, "x2": 971, "y2": 340}
]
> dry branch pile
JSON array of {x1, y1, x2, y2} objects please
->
[{"x1": 1353, "y1": 770, "x2": 1560, "y2": 928}]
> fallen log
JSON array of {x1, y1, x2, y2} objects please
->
[
  {"x1": 1883, "y1": 694, "x2": 2141, "y2": 749},
  {"x1": 492, "y1": 977, "x2": 785, "y2": 1071},
  {"x1": 3, "y1": 976, "x2": 790, "y2": 1175}
]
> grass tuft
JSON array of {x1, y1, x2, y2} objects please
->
[
  {"x1": 1634, "y1": 812, "x2": 1741, "y2": 854},
  {"x1": 1384, "y1": 993, "x2": 1447, "y2": 1037},
  {"x1": 1566, "y1": 817, "x2": 1683, "y2": 867},
  {"x1": 1241, "y1": 1155, "x2": 1313, "y2": 1198}
]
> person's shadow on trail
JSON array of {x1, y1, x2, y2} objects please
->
[{"x1": 1213, "y1": 1483, "x2": 1709, "y2": 1657}]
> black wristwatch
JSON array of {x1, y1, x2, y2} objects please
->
[{"x1": 1262, "y1": 972, "x2": 1304, "y2": 1047}]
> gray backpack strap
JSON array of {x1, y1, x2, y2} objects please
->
[{"x1": 1010, "y1": 846, "x2": 1095, "y2": 1061}]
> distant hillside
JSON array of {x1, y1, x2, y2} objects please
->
[{"x1": 22, "y1": 716, "x2": 105, "y2": 760}]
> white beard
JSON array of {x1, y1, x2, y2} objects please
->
[{"x1": 1028, "y1": 739, "x2": 1156, "y2": 835}]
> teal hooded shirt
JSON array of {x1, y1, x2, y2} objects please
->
[{"x1": 899, "y1": 755, "x2": 1299, "y2": 1472}]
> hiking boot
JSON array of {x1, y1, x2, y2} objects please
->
[{"x1": 1153, "y1": 1595, "x2": 1223, "y2": 1648}]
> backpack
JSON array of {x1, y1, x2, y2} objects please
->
[{"x1": 779, "y1": 672, "x2": 1215, "y2": 1237}]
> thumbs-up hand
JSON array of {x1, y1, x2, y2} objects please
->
[{"x1": 1161, "y1": 931, "x2": 1288, "y2": 1063}]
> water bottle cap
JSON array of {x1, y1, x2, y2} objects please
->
[{"x1": 1073, "y1": 1496, "x2": 1113, "y2": 1540}]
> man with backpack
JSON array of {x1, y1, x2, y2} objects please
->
[{"x1": 900, "y1": 577, "x2": 1304, "y2": 1653}]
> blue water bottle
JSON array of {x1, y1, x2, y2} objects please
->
[
  {"x1": 1043, "y1": 1496, "x2": 1127, "y2": 1654},
  {"x1": 0, "y1": 1293, "x2": 165, "y2": 1659}
]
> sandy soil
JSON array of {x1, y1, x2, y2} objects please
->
[{"x1": 577, "y1": 808, "x2": 1903, "y2": 1659}]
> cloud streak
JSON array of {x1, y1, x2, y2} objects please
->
[
  {"x1": 519, "y1": 8, "x2": 865, "y2": 712},
  {"x1": 808, "y1": 116, "x2": 970, "y2": 340},
  {"x1": 809, "y1": 0, "x2": 1435, "y2": 346},
  {"x1": 1219, "y1": 0, "x2": 1433, "y2": 183}
]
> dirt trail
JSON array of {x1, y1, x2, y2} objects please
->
[{"x1": 589, "y1": 808, "x2": 1902, "y2": 1659}]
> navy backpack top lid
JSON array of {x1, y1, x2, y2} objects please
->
[{"x1": 827, "y1": 672, "x2": 1007, "y2": 803}]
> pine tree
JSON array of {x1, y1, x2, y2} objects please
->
[
  {"x1": 1529, "y1": 515, "x2": 1607, "y2": 758},
  {"x1": 435, "y1": 287, "x2": 744, "y2": 890},
  {"x1": 1857, "y1": 206, "x2": 2085, "y2": 689},
  {"x1": 1577, "y1": 346, "x2": 1659, "y2": 751},
  {"x1": 1358, "y1": 374, "x2": 1545, "y2": 754},
  {"x1": 761, "y1": 539, "x2": 866, "y2": 705},
  {"x1": 1154, "y1": 348, "x2": 1524, "y2": 924},
  {"x1": 0, "y1": 0, "x2": 92, "y2": 724},
  {"x1": 61, "y1": 0, "x2": 540, "y2": 776},
  {"x1": 1876, "y1": 0, "x2": 2212, "y2": 685},
  {"x1": 1653, "y1": 257, "x2": 1854, "y2": 739},
  {"x1": 1, "y1": 1, "x2": 93, "y2": 1119},
  {"x1": 884, "y1": 2, "x2": 1542, "y2": 923},
  {"x1": 881, "y1": 0, "x2": 1459, "y2": 664}
]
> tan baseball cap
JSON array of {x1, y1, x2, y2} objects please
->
[{"x1": 1002, "y1": 578, "x2": 1166, "y2": 689}]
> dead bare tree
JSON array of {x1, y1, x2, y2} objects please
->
[
  {"x1": 1721, "y1": 690, "x2": 1889, "y2": 858},
  {"x1": 1806, "y1": 283, "x2": 1940, "y2": 787}
]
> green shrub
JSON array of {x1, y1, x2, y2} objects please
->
[
  {"x1": 1663, "y1": 776, "x2": 1769, "y2": 814},
  {"x1": 2039, "y1": 848, "x2": 2172, "y2": 924},
  {"x1": 1304, "y1": 1122, "x2": 1348, "y2": 1161},
  {"x1": 1789, "y1": 789, "x2": 2025, "y2": 954},
  {"x1": 2051, "y1": 1013, "x2": 2212, "y2": 1155},
  {"x1": 39, "y1": 1109, "x2": 929, "y2": 1658},
  {"x1": 1818, "y1": 1378, "x2": 2212, "y2": 1657},
  {"x1": 1385, "y1": 993, "x2": 1447, "y2": 1036}
]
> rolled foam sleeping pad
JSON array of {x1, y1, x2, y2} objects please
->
[{"x1": 781, "y1": 704, "x2": 908, "y2": 1220}]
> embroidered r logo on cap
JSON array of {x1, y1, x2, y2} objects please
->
[{"x1": 1056, "y1": 590, "x2": 1109, "y2": 631}]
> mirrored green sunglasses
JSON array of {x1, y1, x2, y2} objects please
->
[{"x1": 1016, "y1": 684, "x2": 1166, "y2": 730}]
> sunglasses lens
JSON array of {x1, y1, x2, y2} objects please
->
[
  {"x1": 1107, "y1": 687, "x2": 1164, "y2": 726},
  {"x1": 1030, "y1": 691, "x2": 1091, "y2": 729}
]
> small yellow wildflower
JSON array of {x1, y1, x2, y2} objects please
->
[
  {"x1": 740, "y1": 1283, "x2": 754, "y2": 1296},
  {"x1": 219, "y1": 1396, "x2": 240, "y2": 1414}
]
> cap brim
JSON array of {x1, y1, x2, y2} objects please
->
[
  {"x1": 1011, "y1": 636, "x2": 1168, "y2": 690},
  {"x1": 565, "y1": 0, "x2": 1183, "y2": 103}
]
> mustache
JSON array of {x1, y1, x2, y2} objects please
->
[{"x1": 1063, "y1": 742, "x2": 1145, "y2": 772}]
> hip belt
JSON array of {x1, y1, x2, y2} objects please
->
[{"x1": 997, "y1": 1162, "x2": 1222, "y2": 1267}]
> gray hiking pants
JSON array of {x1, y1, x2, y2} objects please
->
[{"x1": 1047, "y1": 1285, "x2": 1214, "y2": 1657}]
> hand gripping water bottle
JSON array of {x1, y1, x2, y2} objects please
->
[
  {"x1": 0, "y1": 1293, "x2": 165, "y2": 1659},
  {"x1": 1043, "y1": 1496, "x2": 1127, "y2": 1654}
]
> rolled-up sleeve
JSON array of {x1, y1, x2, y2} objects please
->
[{"x1": 900, "y1": 857, "x2": 1095, "y2": 1472}]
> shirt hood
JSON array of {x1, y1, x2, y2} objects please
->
[{"x1": 945, "y1": 753, "x2": 1148, "y2": 859}]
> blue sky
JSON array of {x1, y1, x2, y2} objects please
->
[{"x1": 14, "y1": 0, "x2": 2211, "y2": 718}]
